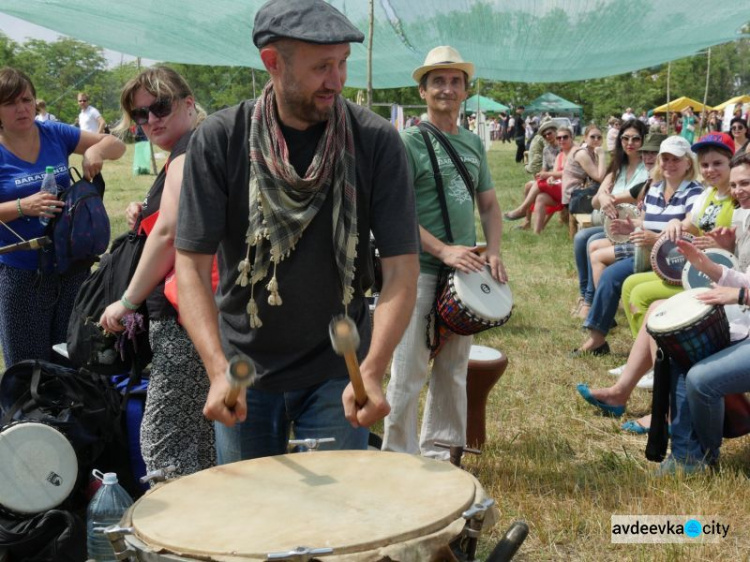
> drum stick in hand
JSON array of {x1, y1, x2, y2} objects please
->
[
  {"x1": 224, "y1": 355, "x2": 257, "y2": 409},
  {"x1": 329, "y1": 316, "x2": 368, "y2": 406}
]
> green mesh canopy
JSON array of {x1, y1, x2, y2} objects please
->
[{"x1": 2, "y1": 0, "x2": 749, "y2": 88}]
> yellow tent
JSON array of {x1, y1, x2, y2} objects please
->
[
  {"x1": 652, "y1": 96, "x2": 713, "y2": 114},
  {"x1": 712, "y1": 95, "x2": 750, "y2": 112}
]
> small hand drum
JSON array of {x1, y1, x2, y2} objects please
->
[
  {"x1": 604, "y1": 203, "x2": 640, "y2": 243},
  {"x1": 650, "y1": 233, "x2": 694, "y2": 285},
  {"x1": 681, "y1": 248, "x2": 739, "y2": 290},
  {"x1": 0, "y1": 422, "x2": 78, "y2": 516}
]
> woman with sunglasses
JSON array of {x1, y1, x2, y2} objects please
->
[
  {"x1": 504, "y1": 126, "x2": 574, "y2": 232},
  {"x1": 730, "y1": 117, "x2": 748, "y2": 155},
  {"x1": 566, "y1": 125, "x2": 607, "y2": 315},
  {"x1": 585, "y1": 120, "x2": 649, "y2": 296},
  {"x1": 0, "y1": 67, "x2": 125, "y2": 367},
  {"x1": 99, "y1": 66, "x2": 215, "y2": 479}
]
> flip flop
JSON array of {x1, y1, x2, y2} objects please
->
[
  {"x1": 576, "y1": 383, "x2": 625, "y2": 417},
  {"x1": 621, "y1": 419, "x2": 649, "y2": 434}
]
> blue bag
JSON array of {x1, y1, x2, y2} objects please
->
[{"x1": 39, "y1": 168, "x2": 110, "y2": 276}]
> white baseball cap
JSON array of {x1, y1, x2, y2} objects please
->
[{"x1": 658, "y1": 136, "x2": 694, "y2": 158}]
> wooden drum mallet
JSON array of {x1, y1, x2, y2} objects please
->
[
  {"x1": 329, "y1": 316, "x2": 368, "y2": 406},
  {"x1": 224, "y1": 355, "x2": 257, "y2": 409}
]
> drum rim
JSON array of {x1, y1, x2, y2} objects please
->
[
  {"x1": 645, "y1": 288, "x2": 716, "y2": 334},
  {"x1": 126, "y1": 451, "x2": 480, "y2": 558},
  {"x1": 650, "y1": 233, "x2": 694, "y2": 285},
  {"x1": 681, "y1": 248, "x2": 739, "y2": 289},
  {"x1": 445, "y1": 268, "x2": 513, "y2": 325},
  {"x1": 603, "y1": 203, "x2": 640, "y2": 243},
  {"x1": 0, "y1": 420, "x2": 78, "y2": 516}
]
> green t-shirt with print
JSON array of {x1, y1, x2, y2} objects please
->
[{"x1": 401, "y1": 125, "x2": 494, "y2": 275}]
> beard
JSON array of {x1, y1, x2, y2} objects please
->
[{"x1": 277, "y1": 67, "x2": 336, "y2": 126}]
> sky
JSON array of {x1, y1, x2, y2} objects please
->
[{"x1": 0, "y1": 12, "x2": 156, "y2": 67}]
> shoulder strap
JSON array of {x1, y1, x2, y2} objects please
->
[
  {"x1": 418, "y1": 122, "x2": 475, "y2": 201},
  {"x1": 418, "y1": 126, "x2": 453, "y2": 243}
]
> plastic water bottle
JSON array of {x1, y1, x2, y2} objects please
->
[
  {"x1": 86, "y1": 470, "x2": 133, "y2": 562},
  {"x1": 39, "y1": 166, "x2": 58, "y2": 226}
]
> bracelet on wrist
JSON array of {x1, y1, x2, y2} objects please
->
[
  {"x1": 120, "y1": 294, "x2": 140, "y2": 311},
  {"x1": 16, "y1": 198, "x2": 25, "y2": 219},
  {"x1": 739, "y1": 288, "x2": 746, "y2": 307}
]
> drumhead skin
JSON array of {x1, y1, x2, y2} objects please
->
[
  {"x1": 452, "y1": 266, "x2": 513, "y2": 322},
  {"x1": 468, "y1": 345, "x2": 503, "y2": 362},
  {"x1": 0, "y1": 422, "x2": 78, "y2": 515},
  {"x1": 129, "y1": 451, "x2": 479, "y2": 558},
  {"x1": 647, "y1": 288, "x2": 713, "y2": 333},
  {"x1": 604, "y1": 204, "x2": 640, "y2": 243},
  {"x1": 650, "y1": 233, "x2": 694, "y2": 285},
  {"x1": 682, "y1": 248, "x2": 739, "y2": 290}
]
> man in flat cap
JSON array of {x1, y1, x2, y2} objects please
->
[
  {"x1": 175, "y1": 0, "x2": 419, "y2": 461},
  {"x1": 382, "y1": 46, "x2": 507, "y2": 460}
]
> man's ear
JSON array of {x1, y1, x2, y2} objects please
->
[
  {"x1": 418, "y1": 86, "x2": 426, "y2": 101},
  {"x1": 260, "y1": 47, "x2": 281, "y2": 74}
]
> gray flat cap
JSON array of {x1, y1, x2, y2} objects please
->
[{"x1": 253, "y1": 0, "x2": 365, "y2": 48}]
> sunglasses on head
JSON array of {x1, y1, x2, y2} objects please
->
[{"x1": 130, "y1": 98, "x2": 174, "y2": 125}]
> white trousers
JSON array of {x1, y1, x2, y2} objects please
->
[{"x1": 383, "y1": 272, "x2": 472, "y2": 459}]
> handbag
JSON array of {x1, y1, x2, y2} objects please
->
[{"x1": 568, "y1": 184, "x2": 599, "y2": 214}]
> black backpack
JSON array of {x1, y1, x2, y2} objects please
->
[
  {"x1": 0, "y1": 360, "x2": 122, "y2": 507},
  {"x1": 0, "y1": 509, "x2": 86, "y2": 562},
  {"x1": 38, "y1": 169, "x2": 110, "y2": 276},
  {"x1": 66, "y1": 229, "x2": 152, "y2": 376}
]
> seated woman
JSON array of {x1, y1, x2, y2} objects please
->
[
  {"x1": 577, "y1": 153, "x2": 750, "y2": 432},
  {"x1": 730, "y1": 117, "x2": 749, "y2": 156},
  {"x1": 99, "y1": 67, "x2": 215, "y2": 478},
  {"x1": 505, "y1": 126, "x2": 576, "y2": 233},
  {"x1": 620, "y1": 132, "x2": 737, "y2": 337},
  {"x1": 661, "y1": 155, "x2": 750, "y2": 473},
  {"x1": 572, "y1": 132, "x2": 663, "y2": 319},
  {"x1": 572, "y1": 136, "x2": 703, "y2": 356},
  {"x1": 586, "y1": 120, "x2": 649, "y2": 292}
]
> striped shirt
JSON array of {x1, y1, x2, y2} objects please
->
[{"x1": 643, "y1": 179, "x2": 703, "y2": 232}]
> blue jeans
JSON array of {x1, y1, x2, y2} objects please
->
[
  {"x1": 573, "y1": 227, "x2": 605, "y2": 304},
  {"x1": 670, "y1": 338, "x2": 750, "y2": 464},
  {"x1": 583, "y1": 257, "x2": 633, "y2": 335},
  {"x1": 214, "y1": 376, "x2": 368, "y2": 463}
]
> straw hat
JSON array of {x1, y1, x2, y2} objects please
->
[{"x1": 412, "y1": 46, "x2": 475, "y2": 84}]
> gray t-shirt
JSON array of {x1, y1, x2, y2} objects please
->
[{"x1": 176, "y1": 100, "x2": 419, "y2": 391}]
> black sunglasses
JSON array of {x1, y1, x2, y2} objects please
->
[
  {"x1": 556, "y1": 135, "x2": 570, "y2": 140},
  {"x1": 130, "y1": 98, "x2": 174, "y2": 125}
]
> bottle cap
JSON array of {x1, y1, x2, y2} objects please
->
[
  {"x1": 92, "y1": 469, "x2": 118, "y2": 485},
  {"x1": 45, "y1": 166, "x2": 54, "y2": 173}
]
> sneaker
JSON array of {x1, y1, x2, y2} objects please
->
[
  {"x1": 608, "y1": 364, "x2": 626, "y2": 377},
  {"x1": 636, "y1": 370, "x2": 654, "y2": 390},
  {"x1": 655, "y1": 456, "x2": 710, "y2": 477}
]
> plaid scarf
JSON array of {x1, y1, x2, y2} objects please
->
[{"x1": 237, "y1": 83, "x2": 358, "y2": 328}]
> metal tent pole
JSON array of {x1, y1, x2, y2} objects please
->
[
  {"x1": 700, "y1": 48, "x2": 712, "y2": 136},
  {"x1": 367, "y1": 0, "x2": 374, "y2": 110}
]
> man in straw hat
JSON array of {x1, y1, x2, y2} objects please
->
[
  {"x1": 383, "y1": 45, "x2": 508, "y2": 460},
  {"x1": 175, "y1": 0, "x2": 419, "y2": 462}
]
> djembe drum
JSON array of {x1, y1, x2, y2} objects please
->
[{"x1": 466, "y1": 345, "x2": 508, "y2": 448}]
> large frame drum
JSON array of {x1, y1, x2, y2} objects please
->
[{"x1": 110, "y1": 451, "x2": 497, "y2": 561}]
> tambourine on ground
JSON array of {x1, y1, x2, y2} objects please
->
[{"x1": 107, "y1": 450, "x2": 499, "y2": 561}]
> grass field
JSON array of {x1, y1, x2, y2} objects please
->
[{"x1": 16, "y1": 139, "x2": 750, "y2": 560}]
